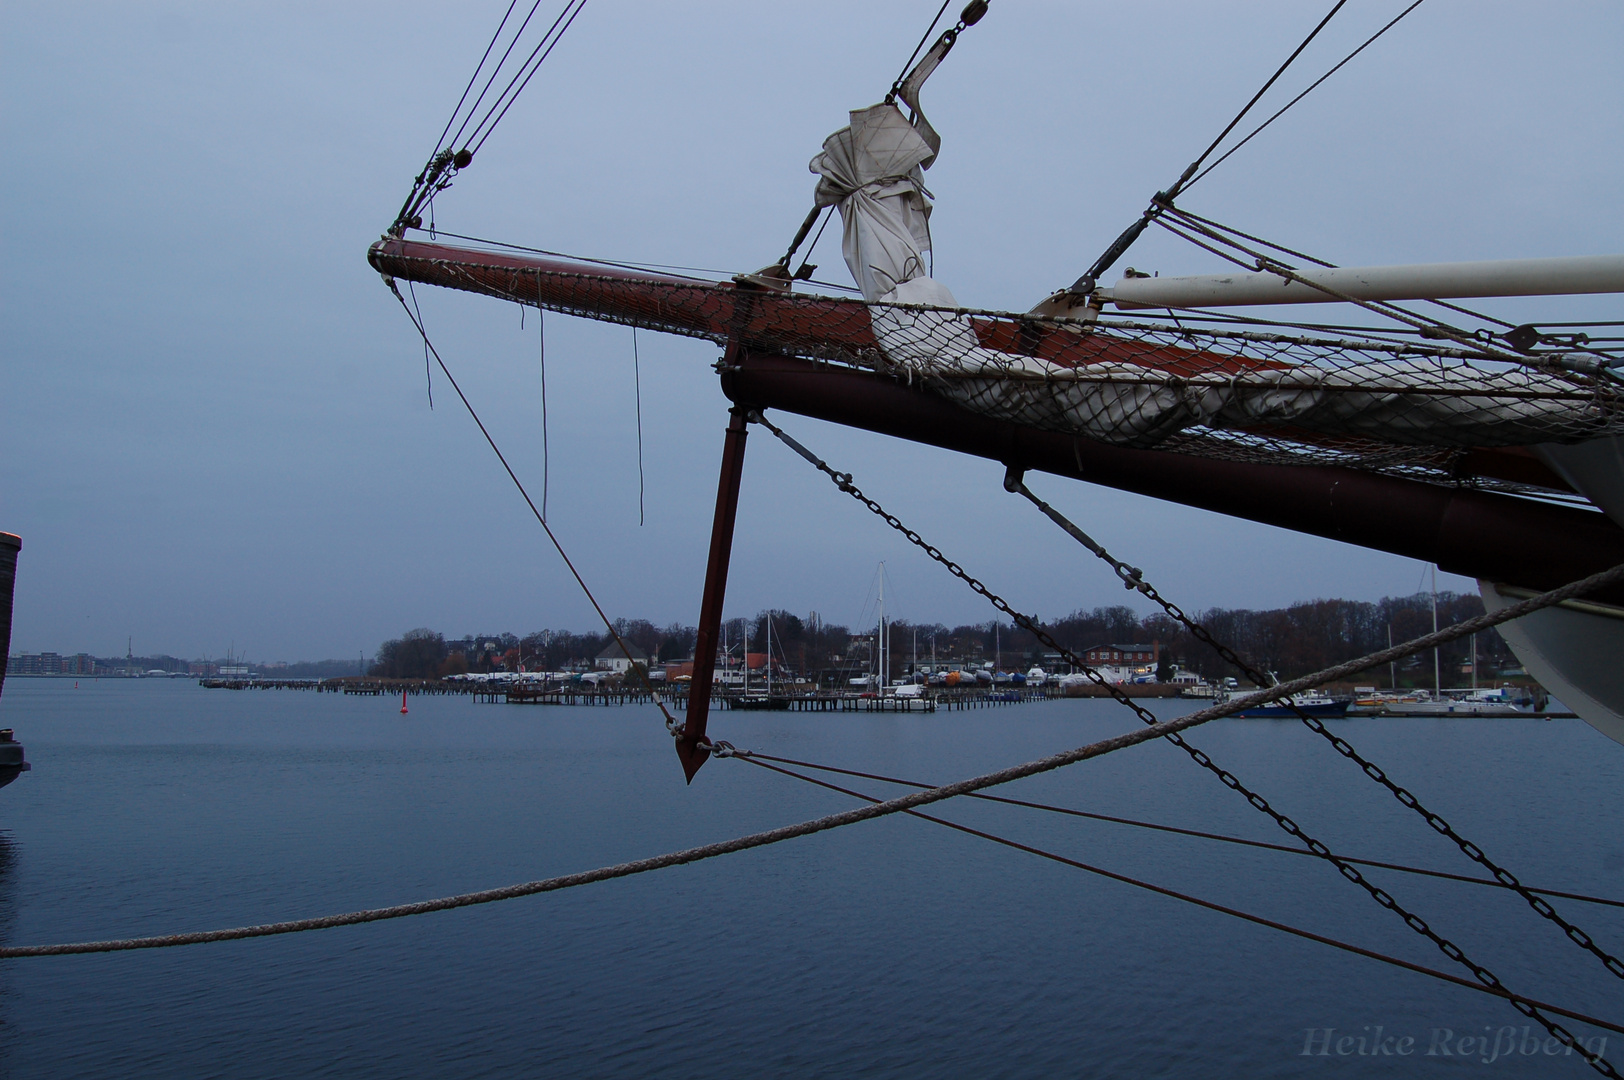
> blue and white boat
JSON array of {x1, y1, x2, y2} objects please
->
[{"x1": 1224, "y1": 688, "x2": 1349, "y2": 720}]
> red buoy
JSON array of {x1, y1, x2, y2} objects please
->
[{"x1": 400, "y1": 690, "x2": 409, "y2": 715}]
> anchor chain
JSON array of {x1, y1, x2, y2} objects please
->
[
  {"x1": 752, "y1": 410, "x2": 1619, "y2": 1074},
  {"x1": 1009, "y1": 472, "x2": 1624, "y2": 984}
]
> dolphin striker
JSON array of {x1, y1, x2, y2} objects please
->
[{"x1": 676, "y1": 404, "x2": 750, "y2": 781}]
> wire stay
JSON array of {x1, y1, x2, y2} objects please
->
[
  {"x1": 734, "y1": 750, "x2": 1624, "y2": 911},
  {"x1": 734, "y1": 754, "x2": 1624, "y2": 1044}
]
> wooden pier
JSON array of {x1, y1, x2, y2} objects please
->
[
  {"x1": 199, "y1": 675, "x2": 1055, "y2": 712},
  {"x1": 502, "y1": 685, "x2": 666, "y2": 707},
  {"x1": 199, "y1": 677, "x2": 476, "y2": 696}
]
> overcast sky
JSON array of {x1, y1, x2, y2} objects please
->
[{"x1": 3, "y1": 1, "x2": 1620, "y2": 661}]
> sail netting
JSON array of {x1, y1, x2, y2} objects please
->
[{"x1": 370, "y1": 238, "x2": 1624, "y2": 495}]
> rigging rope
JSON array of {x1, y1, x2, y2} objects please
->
[
  {"x1": 1184, "y1": 0, "x2": 1427, "y2": 191},
  {"x1": 4, "y1": 573, "x2": 1611, "y2": 960},
  {"x1": 391, "y1": 0, "x2": 588, "y2": 236},
  {"x1": 1152, "y1": 212, "x2": 1494, "y2": 351},
  {"x1": 1157, "y1": 204, "x2": 1548, "y2": 349},
  {"x1": 1155, "y1": 208, "x2": 1624, "y2": 366},
  {"x1": 734, "y1": 754, "x2": 1624, "y2": 1049},
  {"x1": 1073, "y1": 0, "x2": 1349, "y2": 290},
  {"x1": 750, "y1": 411, "x2": 1624, "y2": 1071},
  {"x1": 1151, "y1": 207, "x2": 1621, "y2": 374},
  {"x1": 468, "y1": 0, "x2": 589, "y2": 157},
  {"x1": 407, "y1": 281, "x2": 434, "y2": 409},
  {"x1": 442, "y1": 0, "x2": 552, "y2": 158},
  {"x1": 386, "y1": 282, "x2": 679, "y2": 732},
  {"x1": 1010, "y1": 475, "x2": 1624, "y2": 981},
  {"x1": 732, "y1": 751, "x2": 1624, "y2": 912},
  {"x1": 890, "y1": 0, "x2": 956, "y2": 97},
  {"x1": 1184, "y1": 0, "x2": 1347, "y2": 193},
  {"x1": 430, "y1": 0, "x2": 525, "y2": 164}
]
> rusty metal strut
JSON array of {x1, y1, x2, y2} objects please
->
[{"x1": 677, "y1": 401, "x2": 752, "y2": 781}]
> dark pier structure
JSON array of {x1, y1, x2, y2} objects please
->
[
  {"x1": 0, "y1": 532, "x2": 31, "y2": 788},
  {"x1": 198, "y1": 675, "x2": 1057, "y2": 713}
]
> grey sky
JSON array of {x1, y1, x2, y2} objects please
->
[{"x1": 4, "y1": 1, "x2": 1620, "y2": 661}]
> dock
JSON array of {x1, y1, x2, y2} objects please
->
[
  {"x1": 198, "y1": 677, "x2": 473, "y2": 696},
  {"x1": 198, "y1": 676, "x2": 1058, "y2": 711}
]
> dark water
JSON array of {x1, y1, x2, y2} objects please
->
[{"x1": 0, "y1": 678, "x2": 1618, "y2": 1078}]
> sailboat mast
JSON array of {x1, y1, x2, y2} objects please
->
[
  {"x1": 766, "y1": 615, "x2": 773, "y2": 696},
  {"x1": 878, "y1": 564, "x2": 886, "y2": 691},
  {"x1": 1387, "y1": 623, "x2": 1396, "y2": 689},
  {"x1": 1431, "y1": 566, "x2": 1440, "y2": 697}
]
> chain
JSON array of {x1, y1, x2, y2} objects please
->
[
  {"x1": 751, "y1": 411, "x2": 1619, "y2": 1074},
  {"x1": 1009, "y1": 471, "x2": 1624, "y2": 984}
]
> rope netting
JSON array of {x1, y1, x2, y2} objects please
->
[{"x1": 370, "y1": 239, "x2": 1624, "y2": 497}]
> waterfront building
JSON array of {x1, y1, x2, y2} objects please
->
[
  {"x1": 1079, "y1": 643, "x2": 1162, "y2": 684},
  {"x1": 5, "y1": 653, "x2": 100, "y2": 676},
  {"x1": 594, "y1": 641, "x2": 649, "y2": 673},
  {"x1": 1081, "y1": 643, "x2": 1160, "y2": 667}
]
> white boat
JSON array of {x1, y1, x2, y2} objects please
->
[{"x1": 1374, "y1": 686, "x2": 1540, "y2": 718}]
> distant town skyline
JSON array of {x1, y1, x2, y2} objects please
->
[{"x1": 6, "y1": 581, "x2": 1507, "y2": 689}]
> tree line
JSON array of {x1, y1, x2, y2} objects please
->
[{"x1": 370, "y1": 589, "x2": 1511, "y2": 686}]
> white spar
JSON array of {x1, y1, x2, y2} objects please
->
[{"x1": 1102, "y1": 254, "x2": 1624, "y2": 309}]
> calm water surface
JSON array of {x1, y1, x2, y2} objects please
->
[{"x1": 0, "y1": 678, "x2": 1618, "y2": 1078}]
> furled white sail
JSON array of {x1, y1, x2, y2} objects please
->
[{"x1": 810, "y1": 103, "x2": 957, "y2": 307}]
